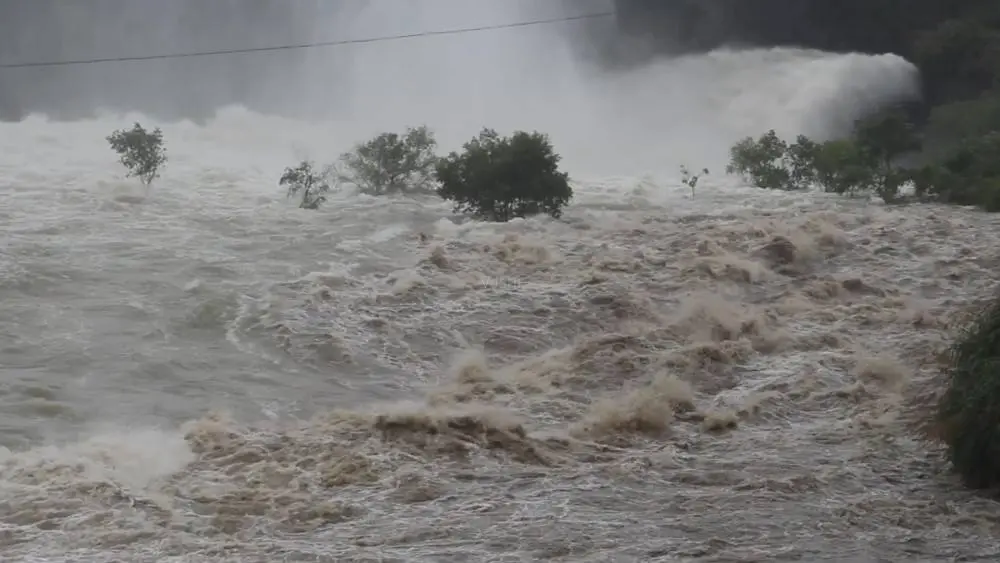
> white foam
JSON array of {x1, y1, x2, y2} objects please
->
[{"x1": 0, "y1": 2, "x2": 932, "y2": 560}]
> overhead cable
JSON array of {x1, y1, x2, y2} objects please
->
[{"x1": 0, "y1": 12, "x2": 616, "y2": 69}]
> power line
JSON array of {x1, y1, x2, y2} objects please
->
[{"x1": 0, "y1": 11, "x2": 616, "y2": 69}]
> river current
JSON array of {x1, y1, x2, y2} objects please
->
[{"x1": 1, "y1": 8, "x2": 999, "y2": 561}]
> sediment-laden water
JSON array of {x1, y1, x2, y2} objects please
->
[{"x1": 2, "y1": 5, "x2": 998, "y2": 561}]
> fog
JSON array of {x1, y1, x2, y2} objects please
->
[
  {"x1": 0, "y1": 0, "x2": 612, "y2": 122},
  {"x1": 0, "y1": 0, "x2": 354, "y2": 119}
]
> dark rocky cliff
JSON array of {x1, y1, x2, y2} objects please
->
[{"x1": 613, "y1": 0, "x2": 956, "y2": 57}]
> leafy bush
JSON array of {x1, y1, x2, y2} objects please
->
[
  {"x1": 107, "y1": 123, "x2": 167, "y2": 187},
  {"x1": 785, "y1": 135, "x2": 821, "y2": 189},
  {"x1": 938, "y1": 291, "x2": 1000, "y2": 489},
  {"x1": 809, "y1": 139, "x2": 874, "y2": 196},
  {"x1": 726, "y1": 111, "x2": 922, "y2": 203},
  {"x1": 726, "y1": 130, "x2": 796, "y2": 190},
  {"x1": 435, "y1": 128, "x2": 572, "y2": 222},
  {"x1": 981, "y1": 178, "x2": 1000, "y2": 212},
  {"x1": 917, "y1": 133, "x2": 1000, "y2": 208},
  {"x1": 280, "y1": 161, "x2": 331, "y2": 209},
  {"x1": 924, "y1": 95, "x2": 1000, "y2": 154},
  {"x1": 853, "y1": 110, "x2": 922, "y2": 203},
  {"x1": 858, "y1": 111, "x2": 915, "y2": 155},
  {"x1": 914, "y1": 19, "x2": 1000, "y2": 102},
  {"x1": 338, "y1": 125, "x2": 438, "y2": 195}
]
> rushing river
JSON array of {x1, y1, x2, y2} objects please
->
[{"x1": 2, "y1": 2, "x2": 1000, "y2": 561}]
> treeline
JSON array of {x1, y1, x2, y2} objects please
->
[
  {"x1": 278, "y1": 126, "x2": 573, "y2": 222},
  {"x1": 106, "y1": 123, "x2": 574, "y2": 223},
  {"x1": 889, "y1": 2, "x2": 1000, "y2": 488},
  {"x1": 717, "y1": 0, "x2": 1000, "y2": 211},
  {"x1": 726, "y1": 108, "x2": 1000, "y2": 211},
  {"x1": 903, "y1": 0, "x2": 1000, "y2": 169}
]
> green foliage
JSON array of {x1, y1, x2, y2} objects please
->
[
  {"x1": 280, "y1": 161, "x2": 331, "y2": 210},
  {"x1": 785, "y1": 135, "x2": 820, "y2": 189},
  {"x1": 925, "y1": 94, "x2": 1000, "y2": 153},
  {"x1": 338, "y1": 125, "x2": 438, "y2": 196},
  {"x1": 980, "y1": 178, "x2": 1000, "y2": 212},
  {"x1": 918, "y1": 132, "x2": 1000, "y2": 207},
  {"x1": 726, "y1": 130, "x2": 795, "y2": 190},
  {"x1": 434, "y1": 128, "x2": 572, "y2": 222},
  {"x1": 905, "y1": 4, "x2": 1000, "y2": 210},
  {"x1": 853, "y1": 110, "x2": 923, "y2": 203},
  {"x1": 938, "y1": 291, "x2": 1000, "y2": 489},
  {"x1": 809, "y1": 139, "x2": 874, "y2": 196},
  {"x1": 106, "y1": 123, "x2": 167, "y2": 187},
  {"x1": 854, "y1": 110, "x2": 922, "y2": 165},
  {"x1": 915, "y1": 19, "x2": 1000, "y2": 100},
  {"x1": 726, "y1": 111, "x2": 922, "y2": 203},
  {"x1": 888, "y1": 3, "x2": 1000, "y2": 217},
  {"x1": 680, "y1": 165, "x2": 708, "y2": 196}
]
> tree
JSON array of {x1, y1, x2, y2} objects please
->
[
  {"x1": 914, "y1": 19, "x2": 1000, "y2": 102},
  {"x1": 106, "y1": 123, "x2": 167, "y2": 188},
  {"x1": 338, "y1": 125, "x2": 438, "y2": 196},
  {"x1": 726, "y1": 130, "x2": 798, "y2": 190},
  {"x1": 435, "y1": 128, "x2": 572, "y2": 222},
  {"x1": 725, "y1": 110, "x2": 923, "y2": 203},
  {"x1": 727, "y1": 131, "x2": 824, "y2": 192},
  {"x1": 851, "y1": 110, "x2": 922, "y2": 203},
  {"x1": 921, "y1": 132, "x2": 1000, "y2": 208},
  {"x1": 809, "y1": 138, "x2": 874, "y2": 196},
  {"x1": 280, "y1": 161, "x2": 331, "y2": 210},
  {"x1": 854, "y1": 110, "x2": 922, "y2": 167},
  {"x1": 924, "y1": 94, "x2": 1000, "y2": 155},
  {"x1": 786, "y1": 135, "x2": 820, "y2": 189}
]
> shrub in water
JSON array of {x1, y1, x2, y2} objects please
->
[
  {"x1": 280, "y1": 161, "x2": 331, "y2": 210},
  {"x1": 338, "y1": 125, "x2": 438, "y2": 195},
  {"x1": 785, "y1": 135, "x2": 820, "y2": 189},
  {"x1": 852, "y1": 109, "x2": 922, "y2": 203},
  {"x1": 435, "y1": 128, "x2": 572, "y2": 222},
  {"x1": 726, "y1": 130, "x2": 798, "y2": 190},
  {"x1": 809, "y1": 138, "x2": 876, "y2": 196},
  {"x1": 919, "y1": 133, "x2": 1000, "y2": 209},
  {"x1": 726, "y1": 110, "x2": 921, "y2": 202},
  {"x1": 107, "y1": 123, "x2": 167, "y2": 188},
  {"x1": 938, "y1": 291, "x2": 1000, "y2": 489},
  {"x1": 680, "y1": 165, "x2": 709, "y2": 196}
]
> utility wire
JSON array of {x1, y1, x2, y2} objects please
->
[{"x1": 0, "y1": 11, "x2": 615, "y2": 69}]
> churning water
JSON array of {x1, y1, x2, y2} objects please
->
[{"x1": 2, "y1": 2, "x2": 1000, "y2": 562}]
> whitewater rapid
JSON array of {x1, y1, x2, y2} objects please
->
[{"x1": 2, "y1": 43, "x2": 1000, "y2": 561}]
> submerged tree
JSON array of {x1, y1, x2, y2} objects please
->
[
  {"x1": 680, "y1": 165, "x2": 709, "y2": 196},
  {"x1": 725, "y1": 109, "x2": 924, "y2": 203},
  {"x1": 338, "y1": 125, "x2": 438, "y2": 195},
  {"x1": 435, "y1": 128, "x2": 572, "y2": 222},
  {"x1": 726, "y1": 130, "x2": 796, "y2": 190},
  {"x1": 938, "y1": 290, "x2": 1000, "y2": 489},
  {"x1": 280, "y1": 160, "x2": 331, "y2": 209},
  {"x1": 106, "y1": 123, "x2": 167, "y2": 188}
]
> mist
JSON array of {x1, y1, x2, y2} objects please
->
[
  {"x1": 0, "y1": 0, "x2": 921, "y2": 176},
  {"x1": 0, "y1": 0, "x2": 354, "y2": 120},
  {"x1": 313, "y1": 0, "x2": 918, "y2": 175}
]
